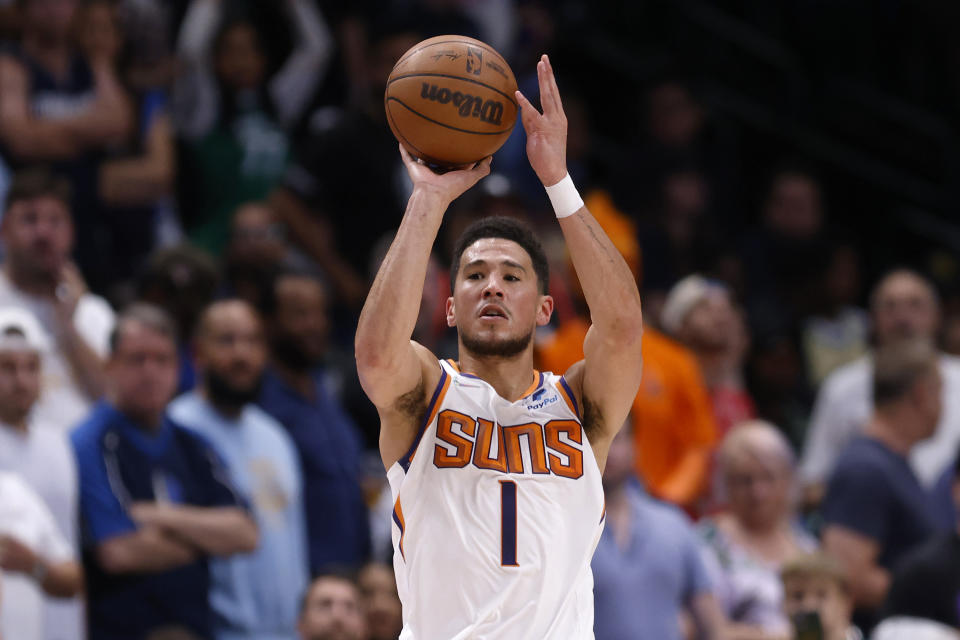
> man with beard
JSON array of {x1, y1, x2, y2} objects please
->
[
  {"x1": 170, "y1": 300, "x2": 308, "y2": 640},
  {"x1": 258, "y1": 272, "x2": 370, "y2": 573},
  {"x1": 355, "y1": 56, "x2": 645, "y2": 639}
]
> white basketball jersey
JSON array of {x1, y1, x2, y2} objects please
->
[{"x1": 387, "y1": 359, "x2": 605, "y2": 640}]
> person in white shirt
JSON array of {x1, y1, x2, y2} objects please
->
[
  {"x1": 0, "y1": 471, "x2": 82, "y2": 640},
  {"x1": 0, "y1": 306, "x2": 82, "y2": 639},
  {"x1": 800, "y1": 269, "x2": 960, "y2": 502},
  {"x1": 0, "y1": 169, "x2": 115, "y2": 431}
]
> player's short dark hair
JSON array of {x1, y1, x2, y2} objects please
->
[
  {"x1": 450, "y1": 216, "x2": 549, "y2": 295},
  {"x1": 4, "y1": 168, "x2": 72, "y2": 212},
  {"x1": 110, "y1": 303, "x2": 179, "y2": 355}
]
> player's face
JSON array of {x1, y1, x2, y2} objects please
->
[
  {"x1": 298, "y1": 578, "x2": 367, "y2": 640},
  {"x1": 0, "y1": 350, "x2": 41, "y2": 421},
  {"x1": 448, "y1": 238, "x2": 552, "y2": 359}
]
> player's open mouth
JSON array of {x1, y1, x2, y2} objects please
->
[{"x1": 479, "y1": 305, "x2": 508, "y2": 320}]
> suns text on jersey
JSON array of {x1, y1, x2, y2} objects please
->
[{"x1": 432, "y1": 409, "x2": 583, "y2": 479}]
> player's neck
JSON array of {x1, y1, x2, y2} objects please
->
[{"x1": 456, "y1": 349, "x2": 537, "y2": 402}]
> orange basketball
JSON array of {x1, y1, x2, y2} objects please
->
[{"x1": 385, "y1": 35, "x2": 519, "y2": 168}]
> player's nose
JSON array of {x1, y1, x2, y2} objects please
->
[{"x1": 482, "y1": 278, "x2": 504, "y2": 297}]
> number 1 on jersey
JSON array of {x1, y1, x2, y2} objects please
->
[{"x1": 500, "y1": 480, "x2": 518, "y2": 566}]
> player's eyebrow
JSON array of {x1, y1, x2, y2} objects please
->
[{"x1": 464, "y1": 259, "x2": 527, "y2": 272}]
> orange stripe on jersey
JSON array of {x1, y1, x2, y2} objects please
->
[
  {"x1": 392, "y1": 499, "x2": 406, "y2": 560},
  {"x1": 557, "y1": 377, "x2": 580, "y2": 418},
  {"x1": 599, "y1": 499, "x2": 606, "y2": 524},
  {"x1": 519, "y1": 370, "x2": 542, "y2": 399},
  {"x1": 446, "y1": 359, "x2": 460, "y2": 373}
]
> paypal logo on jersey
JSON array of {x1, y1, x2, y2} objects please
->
[{"x1": 525, "y1": 389, "x2": 559, "y2": 411}]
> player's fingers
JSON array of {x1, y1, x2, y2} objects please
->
[
  {"x1": 515, "y1": 90, "x2": 539, "y2": 118},
  {"x1": 536, "y1": 58, "x2": 553, "y2": 116},
  {"x1": 542, "y1": 55, "x2": 563, "y2": 117},
  {"x1": 515, "y1": 90, "x2": 540, "y2": 130}
]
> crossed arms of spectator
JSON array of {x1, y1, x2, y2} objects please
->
[
  {"x1": 0, "y1": 56, "x2": 132, "y2": 160},
  {"x1": 96, "y1": 504, "x2": 257, "y2": 575}
]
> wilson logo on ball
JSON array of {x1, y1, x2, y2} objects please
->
[{"x1": 420, "y1": 83, "x2": 505, "y2": 126}]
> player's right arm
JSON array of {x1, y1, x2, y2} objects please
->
[{"x1": 355, "y1": 147, "x2": 491, "y2": 468}]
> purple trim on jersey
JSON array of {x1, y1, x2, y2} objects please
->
[
  {"x1": 399, "y1": 368, "x2": 449, "y2": 472},
  {"x1": 559, "y1": 376, "x2": 580, "y2": 417},
  {"x1": 392, "y1": 503, "x2": 406, "y2": 560},
  {"x1": 522, "y1": 371, "x2": 545, "y2": 400}
]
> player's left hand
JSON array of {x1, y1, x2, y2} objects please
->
[{"x1": 516, "y1": 54, "x2": 567, "y2": 187}]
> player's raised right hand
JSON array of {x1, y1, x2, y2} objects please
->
[{"x1": 399, "y1": 144, "x2": 492, "y2": 207}]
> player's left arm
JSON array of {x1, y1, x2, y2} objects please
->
[{"x1": 516, "y1": 55, "x2": 644, "y2": 462}]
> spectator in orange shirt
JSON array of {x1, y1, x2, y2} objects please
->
[{"x1": 537, "y1": 191, "x2": 717, "y2": 509}]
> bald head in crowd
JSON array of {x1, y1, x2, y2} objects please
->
[
  {"x1": 718, "y1": 420, "x2": 797, "y2": 532},
  {"x1": 870, "y1": 269, "x2": 940, "y2": 347}
]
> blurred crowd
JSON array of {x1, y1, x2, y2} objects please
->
[{"x1": 0, "y1": 0, "x2": 959, "y2": 639}]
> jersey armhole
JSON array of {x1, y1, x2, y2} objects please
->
[
  {"x1": 558, "y1": 375, "x2": 581, "y2": 419},
  {"x1": 398, "y1": 366, "x2": 451, "y2": 471}
]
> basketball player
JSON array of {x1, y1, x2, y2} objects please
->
[{"x1": 355, "y1": 55, "x2": 644, "y2": 639}]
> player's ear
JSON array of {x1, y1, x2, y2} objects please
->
[
  {"x1": 536, "y1": 295, "x2": 554, "y2": 327},
  {"x1": 446, "y1": 296, "x2": 457, "y2": 328}
]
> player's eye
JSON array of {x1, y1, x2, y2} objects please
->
[
  {"x1": 467, "y1": 273, "x2": 482, "y2": 280},
  {"x1": 504, "y1": 274, "x2": 520, "y2": 282}
]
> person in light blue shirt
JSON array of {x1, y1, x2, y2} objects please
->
[
  {"x1": 169, "y1": 299, "x2": 308, "y2": 640},
  {"x1": 592, "y1": 425, "x2": 724, "y2": 640}
]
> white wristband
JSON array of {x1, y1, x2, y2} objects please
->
[{"x1": 544, "y1": 174, "x2": 584, "y2": 219}]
